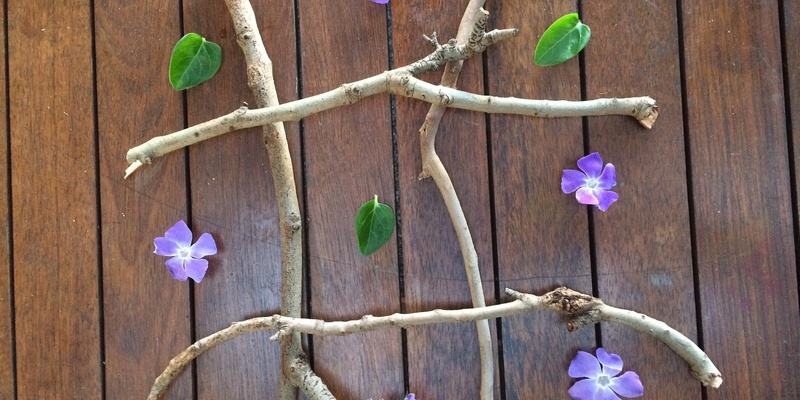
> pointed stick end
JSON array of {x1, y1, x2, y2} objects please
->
[{"x1": 124, "y1": 160, "x2": 144, "y2": 179}]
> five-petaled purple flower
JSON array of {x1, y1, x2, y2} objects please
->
[
  {"x1": 568, "y1": 348, "x2": 644, "y2": 400},
  {"x1": 561, "y1": 152, "x2": 618, "y2": 212},
  {"x1": 154, "y1": 220, "x2": 217, "y2": 283},
  {"x1": 371, "y1": 0, "x2": 389, "y2": 4}
]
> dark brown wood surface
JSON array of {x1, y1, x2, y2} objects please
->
[
  {"x1": 96, "y1": 0, "x2": 194, "y2": 398},
  {"x1": 3, "y1": 1, "x2": 800, "y2": 399},
  {"x1": 0, "y1": 0, "x2": 10, "y2": 396},
  {"x1": 9, "y1": 0, "x2": 102, "y2": 398},
  {"x1": 683, "y1": 1, "x2": 800, "y2": 398}
]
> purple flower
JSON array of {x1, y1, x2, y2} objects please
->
[
  {"x1": 371, "y1": 0, "x2": 389, "y2": 3},
  {"x1": 568, "y1": 348, "x2": 644, "y2": 400},
  {"x1": 561, "y1": 152, "x2": 618, "y2": 211},
  {"x1": 154, "y1": 220, "x2": 217, "y2": 283}
]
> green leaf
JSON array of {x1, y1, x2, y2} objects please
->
[
  {"x1": 355, "y1": 195, "x2": 395, "y2": 256},
  {"x1": 534, "y1": 13, "x2": 591, "y2": 67},
  {"x1": 169, "y1": 33, "x2": 222, "y2": 90}
]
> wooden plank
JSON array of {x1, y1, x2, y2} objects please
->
[
  {"x1": 487, "y1": 2, "x2": 595, "y2": 398},
  {"x1": 0, "y1": 0, "x2": 12, "y2": 395},
  {"x1": 299, "y1": 1, "x2": 403, "y2": 398},
  {"x1": 392, "y1": 1, "x2": 496, "y2": 398},
  {"x1": 8, "y1": 0, "x2": 101, "y2": 397},
  {"x1": 682, "y1": 1, "x2": 800, "y2": 398},
  {"x1": 582, "y1": 2, "x2": 700, "y2": 397},
  {"x1": 95, "y1": 1, "x2": 194, "y2": 398},
  {"x1": 786, "y1": 0, "x2": 800, "y2": 296},
  {"x1": 183, "y1": 0, "x2": 298, "y2": 397}
]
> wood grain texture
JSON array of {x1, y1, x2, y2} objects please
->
[
  {"x1": 786, "y1": 0, "x2": 800, "y2": 310},
  {"x1": 299, "y1": 1, "x2": 403, "y2": 398},
  {"x1": 0, "y1": 0, "x2": 12, "y2": 395},
  {"x1": 682, "y1": 1, "x2": 800, "y2": 398},
  {"x1": 582, "y1": 2, "x2": 700, "y2": 397},
  {"x1": 487, "y1": 2, "x2": 595, "y2": 398},
  {"x1": 183, "y1": 0, "x2": 298, "y2": 398},
  {"x1": 95, "y1": 0, "x2": 194, "y2": 398},
  {"x1": 392, "y1": 1, "x2": 497, "y2": 398},
  {"x1": 8, "y1": 0, "x2": 101, "y2": 397}
]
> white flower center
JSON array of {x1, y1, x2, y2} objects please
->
[
  {"x1": 586, "y1": 177, "x2": 599, "y2": 189},
  {"x1": 597, "y1": 374, "x2": 611, "y2": 387},
  {"x1": 179, "y1": 248, "x2": 190, "y2": 258}
]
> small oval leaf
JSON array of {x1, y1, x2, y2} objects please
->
[
  {"x1": 169, "y1": 33, "x2": 222, "y2": 90},
  {"x1": 355, "y1": 195, "x2": 395, "y2": 256},
  {"x1": 534, "y1": 13, "x2": 591, "y2": 67}
]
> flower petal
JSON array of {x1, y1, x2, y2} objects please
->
[
  {"x1": 569, "y1": 351, "x2": 602, "y2": 379},
  {"x1": 154, "y1": 237, "x2": 181, "y2": 257},
  {"x1": 596, "y1": 163, "x2": 617, "y2": 189},
  {"x1": 165, "y1": 257, "x2": 188, "y2": 281},
  {"x1": 371, "y1": 0, "x2": 389, "y2": 3},
  {"x1": 403, "y1": 394, "x2": 415, "y2": 400},
  {"x1": 568, "y1": 378, "x2": 600, "y2": 400},
  {"x1": 562, "y1": 169, "x2": 588, "y2": 194},
  {"x1": 184, "y1": 258, "x2": 209, "y2": 283},
  {"x1": 596, "y1": 348, "x2": 623, "y2": 377},
  {"x1": 595, "y1": 387, "x2": 623, "y2": 400},
  {"x1": 595, "y1": 190, "x2": 619, "y2": 212},
  {"x1": 577, "y1": 152, "x2": 604, "y2": 178},
  {"x1": 189, "y1": 233, "x2": 217, "y2": 258},
  {"x1": 609, "y1": 371, "x2": 644, "y2": 398},
  {"x1": 576, "y1": 187, "x2": 600, "y2": 205},
  {"x1": 164, "y1": 220, "x2": 193, "y2": 247}
]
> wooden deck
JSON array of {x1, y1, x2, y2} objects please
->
[{"x1": 2, "y1": 0, "x2": 799, "y2": 398}]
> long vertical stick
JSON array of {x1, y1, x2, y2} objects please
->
[
  {"x1": 222, "y1": 1, "x2": 319, "y2": 398},
  {"x1": 417, "y1": 2, "x2": 493, "y2": 399}
]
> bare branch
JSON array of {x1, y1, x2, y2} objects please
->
[
  {"x1": 403, "y1": 9, "x2": 515, "y2": 76},
  {"x1": 125, "y1": 73, "x2": 656, "y2": 169},
  {"x1": 223, "y1": 0, "x2": 308, "y2": 399},
  {"x1": 397, "y1": 75, "x2": 658, "y2": 121},
  {"x1": 416, "y1": 4, "x2": 493, "y2": 399},
  {"x1": 288, "y1": 355, "x2": 336, "y2": 400},
  {"x1": 147, "y1": 287, "x2": 721, "y2": 398},
  {"x1": 597, "y1": 304, "x2": 723, "y2": 388}
]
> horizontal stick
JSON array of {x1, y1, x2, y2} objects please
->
[
  {"x1": 126, "y1": 72, "x2": 657, "y2": 168},
  {"x1": 148, "y1": 287, "x2": 720, "y2": 399}
]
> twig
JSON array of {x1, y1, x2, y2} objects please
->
[
  {"x1": 125, "y1": 73, "x2": 657, "y2": 169},
  {"x1": 223, "y1": 0, "x2": 309, "y2": 399},
  {"x1": 596, "y1": 304, "x2": 722, "y2": 388},
  {"x1": 417, "y1": 4, "x2": 493, "y2": 399},
  {"x1": 123, "y1": 160, "x2": 143, "y2": 179},
  {"x1": 147, "y1": 286, "x2": 722, "y2": 399},
  {"x1": 289, "y1": 356, "x2": 336, "y2": 400}
]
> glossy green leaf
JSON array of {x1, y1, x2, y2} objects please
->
[
  {"x1": 355, "y1": 195, "x2": 395, "y2": 256},
  {"x1": 169, "y1": 33, "x2": 222, "y2": 90},
  {"x1": 534, "y1": 13, "x2": 591, "y2": 67}
]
